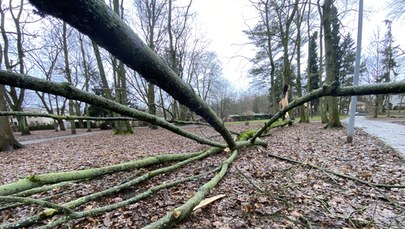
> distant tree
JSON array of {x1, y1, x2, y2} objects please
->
[
  {"x1": 307, "y1": 31, "x2": 320, "y2": 114},
  {"x1": 191, "y1": 51, "x2": 222, "y2": 103},
  {"x1": 62, "y1": 22, "x2": 77, "y2": 134},
  {"x1": 210, "y1": 78, "x2": 236, "y2": 119},
  {"x1": 364, "y1": 28, "x2": 385, "y2": 117},
  {"x1": 380, "y1": 20, "x2": 400, "y2": 116},
  {"x1": 337, "y1": 33, "x2": 356, "y2": 114},
  {"x1": 316, "y1": 0, "x2": 328, "y2": 123},
  {"x1": 245, "y1": 0, "x2": 283, "y2": 114},
  {"x1": 294, "y1": 0, "x2": 309, "y2": 123},
  {"x1": 166, "y1": 0, "x2": 194, "y2": 121},
  {"x1": 29, "y1": 19, "x2": 67, "y2": 131},
  {"x1": 134, "y1": 0, "x2": 168, "y2": 129}
]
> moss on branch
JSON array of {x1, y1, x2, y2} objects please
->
[{"x1": 0, "y1": 151, "x2": 204, "y2": 196}]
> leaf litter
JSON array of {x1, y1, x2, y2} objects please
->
[{"x1": 0, "y1": 122, "x2": 403, "y2": 228}]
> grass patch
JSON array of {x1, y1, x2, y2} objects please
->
[{"x1": 309, "y1": 114, "x2": 348, "y2": 121}]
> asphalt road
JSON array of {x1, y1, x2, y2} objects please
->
[{"x1": 344, "y1": 116, "x2": 405, "y2": 159}]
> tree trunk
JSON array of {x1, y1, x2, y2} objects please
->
[
  {"x1": 0, "y1": 85, "x2": 23, "y2": 152},
  {"x1": 374, "y1": 95, "x2": 380, "y2": 118},
  {"x1": 148, "y1": 83, "x2": 158, "y2": 129},
  {"x1": 17, "y1": 115, "x2": 30, "y2": 135},
  {"x1": 263, "y1": 0, "x2": 277, "y2": 114},
  {"x1": 179, "y1": 104, "x2": 188, "y2": 121},
  {"x1": 296, "y1": 3, "x2": 308, "y2": 123},
  {"x1": 111, "y1": 0, "x2": 133, "y2": 135},
  {"x1": 62, "y1": 22, "x2": 76, "y2": 134},
  {"x1": 322, "y1": 0, "x2": 342, "y2": 128},
  {"x1": 317, "y1": 1, "x2": 328, "y2": 123},
  {"x1": 159, "y1": 88, "x2": 167, "y2": 120},
  {"x1": 75, "y1": 101, "x2": 85, "y2": 128}
]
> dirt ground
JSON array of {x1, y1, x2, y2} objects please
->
[{"x1": 1, "y1": 122, "x2": 404, "y2": 228}]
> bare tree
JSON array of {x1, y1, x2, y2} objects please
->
[
  {"x1": 167, "y1": 0, "x2": 194, "y2": 121},
  {"x1": 29, "y1": 19, "x2": 67, "y2": 131},
  {"x1": 134, "y1": 0, "x2": 168, "y2": 128},
  {"x1": 0, "y1": 0, "x2": 33, "y2": 135}
]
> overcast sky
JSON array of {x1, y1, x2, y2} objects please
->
[
  {"x1": 192, "y1": 0, "x2": 257, "y2": 90},
  {"x1": 191, "y1": 0, "x2": 405, "y2": 90}
]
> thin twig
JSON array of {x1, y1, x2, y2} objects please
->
[
  {"x1": 267, "y1": 153, "x2": 405, "y2": 189},
  {"x1": 236, "y1": 167, "x2": 265, "y2": 193}
]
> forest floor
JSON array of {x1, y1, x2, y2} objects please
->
[{"x1": 1, "y1": 121, "x2": 404, "y2": 228}]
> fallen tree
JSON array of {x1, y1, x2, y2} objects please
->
[{"x1": 0, "y1": 0, "x2": 405, "y2": 228}]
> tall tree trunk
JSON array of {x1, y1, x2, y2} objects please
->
[
  {"x1": 306, "y1": 0, "x2": 313, "y2": 118},
  {"x1": 114, "y1": 62, "x2": 133, "y2": 134},
  {"x1": 79, "y1": 34, "x2": 92, "y2": 132},
  {"x1": 112, "y1": 0, "x2": 133, "y2": 134},
  {"x1": 264, "y1": 0, "x2": 277, "y2": 114},
  {"x1": 322, "y1": 0, "x2": 342, "y2": 128},
  {"x1": 75, "y1": 101, "x2": 85, "y2": 128},
  {"x1": 0, "y1": 85, "x2": 22, "y2": 151},
  {"x1": 317, "y1": 0, "x2": 328, "y2": 123},
  {"x1": 277, "y1": 0, "x2": 299, "y2": 119},
  {"x1": 62, "y1": 22, "x2": 76, "y2": 134},
  {"x1": 296, "y1": 2, "x2": 308, "y2": 123},
  {"x1": 148, "y1": 82, "x2": 158, "y2": 129}
]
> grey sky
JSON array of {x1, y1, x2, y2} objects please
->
[{"x1": 192, "y1": 0, "x2": 405, "y2": 90}]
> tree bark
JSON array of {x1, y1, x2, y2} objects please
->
[
  {"x1": 322, "y1": 0, "x2": 342, "y2": 128},
  {"x1": 147, "y1": 82, "x2": 158, "y2": 129},
  {"x1": 0, "y1": 85, "x2": 23, "y2": 152}
]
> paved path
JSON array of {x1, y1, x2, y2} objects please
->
[
  {"x1": 343, "y1": 116, "x2": 405, "y2": 159},
  {"x1": 19, "y1": 131, "x2": 100, "y2": 145}
]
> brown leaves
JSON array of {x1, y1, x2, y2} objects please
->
[{"x1": 1, "y1": 123, "x2": 404, "y2": 228}]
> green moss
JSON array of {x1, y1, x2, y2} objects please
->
[
  {"x1": 238, "y1": 130, "x2": 255, "y2": 141},
  {"x1": 27, "y1": 175, "x2": 41, "y2": 182}
]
